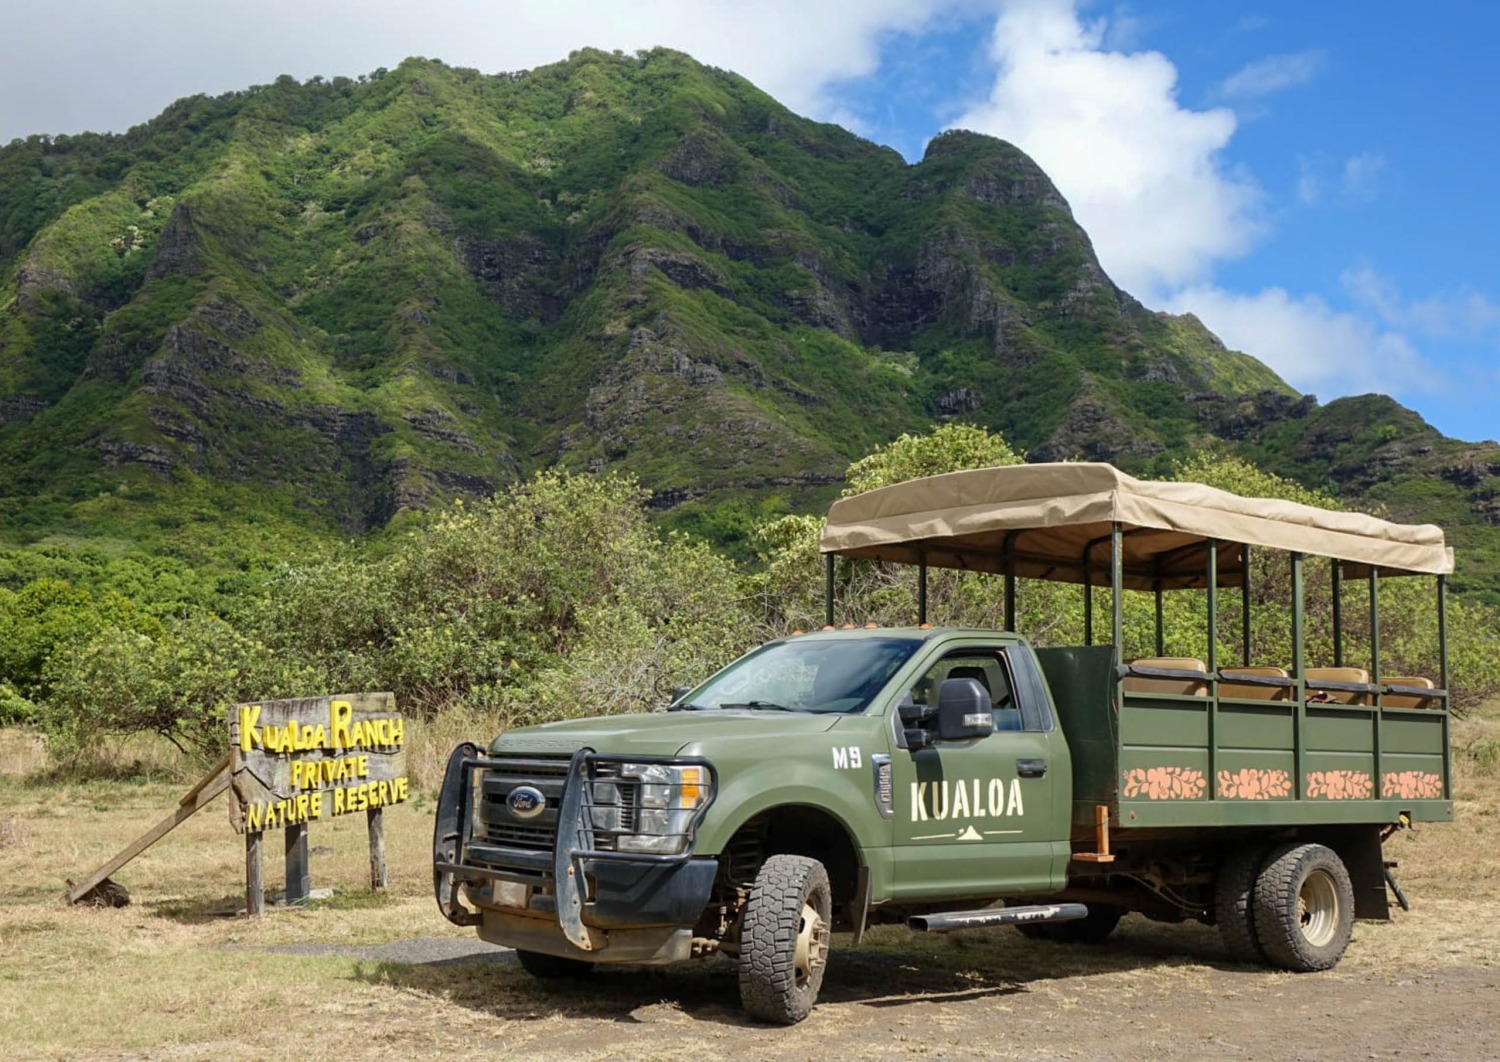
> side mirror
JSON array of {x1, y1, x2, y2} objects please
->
[
  {"x1": 936, "y1": 678, "x2": 995, "y2": 741},
  {"x1": 670, "y1": 685, "x2": 692, "y2": 705}
]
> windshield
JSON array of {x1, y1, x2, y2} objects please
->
[{"x1": 680, "y1": 637, "x2": 921, "y2": 715}]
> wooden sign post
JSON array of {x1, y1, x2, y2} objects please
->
[{"x1": 228, "y1": 692, "x2": 406, "y2": 914}]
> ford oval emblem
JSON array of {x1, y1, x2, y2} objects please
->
[{"x1": 506, "y1": 785, "x2": 546, "y2": 819}]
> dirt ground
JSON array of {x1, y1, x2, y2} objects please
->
[
  {"x1": 3, "y1": 720, "x2": 1498, "y2": 1061},
  {"x1": 258, "y1": 918, "x2": 1500, "y2": 1062}
]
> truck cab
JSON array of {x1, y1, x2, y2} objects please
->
[{"x1": 434, "y1": 627, "x2": 1075, "y2": 1019}]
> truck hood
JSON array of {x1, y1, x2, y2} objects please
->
[{"x1": 491, "y1": 710, "x2": 843, "y2": 758}]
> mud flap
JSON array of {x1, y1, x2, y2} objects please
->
[
  {"x1": 553, "y1": 746, "x2": 597, "y2": 950},
  {"x1": 433, "y1": 741, "x2": 482, "y2": 926}
]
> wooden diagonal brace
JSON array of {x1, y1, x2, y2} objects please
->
[{"x1": 65, "y1": 754, "x2": 232, "y2": 905}]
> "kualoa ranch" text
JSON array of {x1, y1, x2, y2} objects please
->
[{"x1": 230, "y1": 693, "x2": 408, "y2": 833}]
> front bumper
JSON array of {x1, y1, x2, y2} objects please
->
[{"x1": 433, "y1": 743, "x2": 717, "y2": 962}]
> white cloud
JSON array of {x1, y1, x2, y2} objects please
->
[
  {"x1": 1167, "y1": 284, "x2": 1441, "y2": 399},
  {"x1": 1295, "y1": 157, "x2": 1323, "y2": 204},
  {"x1": 1343, "y1": 265, "x2": 1500, "y2": 340},
  {"x1": 950, "y1": 0, "x2": 1261, "y2": 297},
  {"x1": 0, "y1": 0, "x2": 965, "y2": 143},
  {"x1": 1339, "y1": 152, "x2": 1386, "y2": 201},
  {"x1": 1219, "y1": 50, "x2": 1323, "y2": 100},
  {"x1": 1295, "y1": 151, "x2": 1388, "y2": 205}
]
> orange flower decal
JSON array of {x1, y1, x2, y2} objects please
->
[
  {"x1": 1305, "y1": 770, "x2": 1374, "y2": 800},
  {"x1": 1216, "y1": 768, "x2": 1292, "y2": 800},
  {"x1": 1122, "y1": 766, "x2": 1207, "y2": 800},
  {"x1": 1381, "y1": 771, "x2": 1444, "y2": 799}
]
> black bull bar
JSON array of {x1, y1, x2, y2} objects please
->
[{"x1": 432, "y1": 743, "x2": 716, "y2": 952}]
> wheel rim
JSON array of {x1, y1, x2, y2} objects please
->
[
  {"x1": 1298, "y1": 869, "x2": 1341, "y2": 947},
  {"x1": 793, "y1": 901, "x2": 830, "y2": 987}
]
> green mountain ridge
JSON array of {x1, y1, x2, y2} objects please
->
[{"x1": 2, "y1": 49, "x2": 1498, "y2": 600}]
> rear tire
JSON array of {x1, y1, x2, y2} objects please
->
[
  {"x1": 1216, "y1": 845, "x2": 1269, "y2": 963},
  {"x1": 1252, "y1": 842, "x2": 1354, "y2": 972},
  {"x1": 515, "y1": 949, "x2": 595, "y2": 979},
  {"x1": 1049, "y1": 904, "x2": 1124, "y2": 943},
  {"x1": 738, "y1": 854, "x2": 832, "y2": 1025}
]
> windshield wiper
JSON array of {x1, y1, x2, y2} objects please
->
[
  {"x1": 720, "y1": 700, "x2": 804, "y2": 712},
  {"x1": 668, "y1": 702, "x2": 716, "y2": 712}
]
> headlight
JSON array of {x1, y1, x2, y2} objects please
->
[{"x1": 611, "y1": 762, "x2": 713, "y2": 854}]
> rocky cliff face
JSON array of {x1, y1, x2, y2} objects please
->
[{"x1": 1, "y1": 49, "x2": 1496, "y2": 596}]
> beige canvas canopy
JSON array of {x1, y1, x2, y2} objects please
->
[{"x1": 820, "y1": 462, "x2": 1453, "y2": 591}]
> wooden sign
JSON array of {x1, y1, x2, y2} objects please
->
[{"x1": 228, "y1": 692, "x2": 407, "y2": 832}]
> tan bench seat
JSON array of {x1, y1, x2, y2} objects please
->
[
  {"x1": 1123, "y1": 657, "x2": 1209, "y2": 696},
  {"x1": 1381, "y1": 675, "x2": 1439, "y2": 709},
  {"x1": 1219, "y1": 666, "x2": 1293, "y2": 701},
  {"x1": 1305, "y1": 666, "x2": 1376, "y2": 706}
]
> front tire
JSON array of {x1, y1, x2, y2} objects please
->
[
  {"x1": 515, "y1": 949, "x2": 595, "y2": 979},
  {"x1": 738, "y1": 854, "x2": 832, "y2": 1025},
  {"x1": 1253, "y1": 842, "x2": 1354, "y2": 972}
]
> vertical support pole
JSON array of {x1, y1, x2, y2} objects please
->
[
  {"x1": 1110, "y1": 523, "x2": 1124, "y2": 654},
  {"x1": 1291, "y1": 551, "x2": 1306, "y2": 799},
  {"x1": 1241, "y1": 544, "x2": 1253, "y2": 666},
  {"x1": 1083, "y1": 565, "x2": 1094, "y2": 646},
  {"x1": 1370, "y1": 567, "x2": 1383, "y2": 792},
  {"x1": 1207, "y1": 540, "x2": 1219, "y2": 791},
  {"x1": 1331, "y1": 561, "x2": 1344, "y2": 668},
  {"x1": 917, "y1": 553, "x2": 928, "y2": 626},
  {"x1": 1154, "y1": 587, "x2": 1164, "y2": 657},
  {"x1": 1438, "y1": 573, "x2": 1450, "y2": 799},
  {"x1": 368, "y1": 807, "x2": 387, "y2": 892},
  {"x1": 1003, "y1": 550, "x2": 1017, "y2": 633},
  {"x1": 285, "y1": 822, "x2": 310, "y2": 905},
  {"x1": 1437, "y1": 574, "x2": 1450, "y2": 692},
  {"x1": 1206, "y1": 540, "x2": 1219, "y2": 673},
  {"x1": 824, "y1": 553, "x2": 835, "y2": 628},
  {"x1": 246, "y1": 831, "x2": 264, "y2": 917}
]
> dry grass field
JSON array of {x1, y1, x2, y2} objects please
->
[{"x1": 2, "y1": 704, "x2": 1497, "y2": 1061}]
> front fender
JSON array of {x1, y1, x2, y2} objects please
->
[{"x1": 691, "y1": 744, "x2": 891, "y2": 858}]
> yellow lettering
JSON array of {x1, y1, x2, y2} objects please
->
[
  {"x1": 390, "y1": 718, "x2": 404, "y2": 748},
  {"x1": 295, "y1": 794, "x2": 309, "y2": 821},
  {"x1": 394, "y1": 777, "x2": 408, "y2": 803},
  {"x1": 330, "y1": 700, "x2": 353, "y2": 749},
  {"x1": 357, "y1": 755, "x2": 369, "y2": 778},
  {"x1": 246, "y1": 803, "x2": 262, "y2": 830},
  {"x1": 238, "y1": 705, "x2": 262, "y2": 752},
  {"x1": 309, "y1": 791, "x2": 322, "y2": 819},
  {"x1": 333, "y1": 787, "x2": 345, "y2": 815}
]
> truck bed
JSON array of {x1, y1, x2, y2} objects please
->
[{"x1": 1035, "y1": 646, "x2": 1453, "y2": 832}]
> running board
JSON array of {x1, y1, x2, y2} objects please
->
[{"x1": 909, "y1": 902, "x2": 1089, "y2": 933}]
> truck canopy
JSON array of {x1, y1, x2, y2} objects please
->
[{"x1": 820, "y1": 461, "x2": 1452, "y2": 588}]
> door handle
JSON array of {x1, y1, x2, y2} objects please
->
[{"x1": 1016, "y1": 758, "x2": 1047, "y2": 778}]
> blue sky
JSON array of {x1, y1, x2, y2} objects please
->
[{"x1": 4, "y1": 0, "x2": 1497, "y2": 443}]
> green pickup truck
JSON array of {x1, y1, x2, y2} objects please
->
[{"x1": 434, "y1": 463, "x2": 1454, "y2": 1024}]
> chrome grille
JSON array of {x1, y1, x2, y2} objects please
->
[{"x1": 470, "y1": 757, "x2": 639, "y2": 859}]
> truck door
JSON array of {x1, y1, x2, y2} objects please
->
[{"x1": 889, "y1": 643, "x2": 1070, "y2": 900}]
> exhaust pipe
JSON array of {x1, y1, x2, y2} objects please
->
[{"x1": 909, "y1": 902, "x2": 1089, "y2": 933}]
